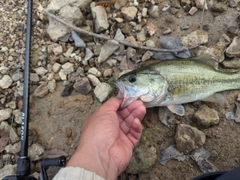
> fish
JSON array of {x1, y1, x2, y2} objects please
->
[{"x1": 115, "y1": 54, "x2": 240, "y2": 116}]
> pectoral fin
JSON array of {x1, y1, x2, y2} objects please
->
[
  {"x1": 201, "y1": 93, "x2": 225, "y2": 104},
  {"x1": 167, "y1": 104, "x2": 185, "y2": 116}
]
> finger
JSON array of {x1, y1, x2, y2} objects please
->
[
  {"x1": 119, "y1": 100, "x2": 146, "y2": 123},
  {"x1": 98, "y1": 97, "x2": 123, "y2": 112},
  {"x1": 127, "y1": 118, "x2": 142, "y2": 146}
]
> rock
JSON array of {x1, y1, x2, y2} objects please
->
[
  {"x1": 47, "y1": 0, "x2": 91, "y2": 11},
  {"x1": 58, "y1": 69, "x2": 67, "y2": 81},
  {"x1": 163, "y1": 28, "x2": 172, "y2": 35},
  {"x1": 34, "y1": 67, "x2": 48, "y2": 76},
  {"x1": 5, "y1": 101, "x2": 16, "y2": 109},
  {"x1": 222, "y1": 58, "x2": 240, "y2": 69},
  {"x1": 148, "y1": 5, "x2": 159, "y2": 18},
  {"x1": 142, "y1": 7, "x2": 148, "y2": 17},
  {"x1": 5, "y1": 142, "x2": 21, "y2": 154},
  {"x1": 84, "y1": 48, "x2": 94, "y2": 61},
  {"x1": 225, "y1": 111, "x2": 235, "y2": 120},
  {"x1": 142, "y1": 51, "x2": 153, "y2": 62},
  {"x1": 137, "y1": 29, "x2": 146, "y2": 42},
  {"x1": 162, "y1": 4, "x2": 171, "y2": 11},
  {"x1": 1, "y1": 46, "x2": 8, "y2": 52},
  {"x1": 98, "y1": 40, "x2": 120, "y2": 63},
  {"x1": 73, "y1": 77, "x2": 92, "y2": 94},
  {"x1": 195, "y1": 0, "x2": 208, "y2": 9},
  {"x1": 33, "y1": 83, "x2": 49, "y2": 98},
  {"x1": 121, "y1": 6, "x2": 138, "y2": 21},
  {"x1": 193, "y1": 105, "x2": 219, "y2": 128},
  {"x1": 29, "y1": 143, "x2": 45, "y2": 161},
  {"x1": 146, "y1": 22, "x2": 157, "y2": 36},
  {"x1": 158, "y1": 107, "x2": 175, "y2": 127},
  {"x1": 9, "y1": 128, "x2": 20, "y2": 143},
  {"x1": 91, "y1": 6, "x2": 109, "y2": 33},
  {"x1": 88, "y1": 67, "x2": 102, "y2": 77},
  {"x1": 189, "y1": 7, "x2": 198, "y2": 15},
  {"x1": 191, "y1": 147, "x2": 218, "y2": 173},
  {"x1": 30, "y1": 73, "x2": 40, "y2": 82},
  {"x1": 146, "y1": 40, "x2": 155, "y2": 47},
  {"x1": 175, "y1": 124, "x2": 206, "y2": 154},
  {"x1": 94, "y1": 82, "x2": 112, "y2": 102},
  {"x1": 47, "y1": 80, "x2": 56, "y2": 92},
  {"x1": 120, "y1": 55, "x2": 135, "y2": 71},
  {"x1": 72, "y1": 30, "x2": 86, "y2": 48},
  {"x1": 181, "y1": 30, "x2": 208, "y2": 47},
  {"x1": 114, "y1": 29, "x2": 125, "y2": 41},
  {"x1": 0, "y1": 75, "x2": 13, "y2": 89},
  {"x1": 126, "y1": 145, "x2": 157, "y2": 174},
  {"x1": 160, "y1": 144, "x2": 187, "y2": 165},
  {"x1": 196, "y1": 42, "x2": 226, "y2": 62},
  {"x1": 209, "y1": 1, "x2": 227, "y2": 12},
  {"x1": 13, "y1": 110, "x2": 22, "y2": 124},
  {"x1": 63, "y1": 46, "x2": 74, "y2": 57},
  {"x1": 0, "y1": 164, "x2": 17, "y2": 179},
  {"x1": 234, "y1": 102, "x2": 240, "y2": 123},
  {"x1": 0, "y1": 66, "x2": 9, "y2": 74},
  {"x1": 47, "y1": 5, "x2": 83, "y2": 41},
  {"x1": 62, "y1": 62, "x2": 74, "y2": 75},
  {"x1": 103, "y1": 69, "x2": 113, "y2": 77},
  {"x1": 0, "y1": 109, "x2": 12, "y2": 121},
  {"x1": 61, "y1": 83, "x2": 74, "y2": 97},
  {"x1": 87, "y1": 74, "x2": 100, "y2": 86},
  {"x1": 225, "y1": 36, "x2": 240, "y2": 57},
  {"x1": 229, "y1": 0, "x2": 240, "y2": 8},
  {"x1": 52, "y1": 63, "x2": 61, "y2": 73},
  {"x1": 219, "y1": 34, "x2": 231, "y2": 46},
  {"x1": 126, "y1": 47, "x2": 137, "y2": 60},
  {"x1": 49, "y1": 43, "x2": 63, "y2": 55}
]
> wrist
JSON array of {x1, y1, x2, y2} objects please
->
[{"x1": 67, "y1": 145, "x2": 118, "y2": 180}]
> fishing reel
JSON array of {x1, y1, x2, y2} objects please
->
[{"x1": 3, "y1": 156, "x2": 66, "y2": 180}]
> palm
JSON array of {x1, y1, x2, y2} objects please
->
[{"x1": 108, "y1": 100, "x2": 146, "y2": 174}]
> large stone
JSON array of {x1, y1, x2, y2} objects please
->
[
  {"x1": 0, "y1": 164, "x2": 17, "y2": 179},
  {"x1": 126, "y1": 145, "x2": 157, "y2": 174},
  {"x1": 47, "y1": 0, "x2": 91, "y2": 11},
  {"x1": 28, "y1": 143, "x2": 45, "y2": 161},
  {"x1": 181, "y1": 30, "x2": 208, "y2": 47},
  {"x1": 98, "y1": 40, "x2": 120, "y2": 63},
  {"x1": 0, "y1": 109, "x2": 12, "y2": 122},
  {"x1": 33, "y1": 83, "x2": 49, "y2": 98},
  {"x1": 121, "y1": 6, "x2": 138, "y2": 21},
  {"x1": 91, "y1": 6, "x2": 109, "y2": 33},
  {"x1": 0, "y1": 75, "x2": 13, "y2": 89},
  {"x1": 62, "y1": 62, "x2": 74, "y2": 75},
  {"x1": 34, "y1": 67, "x2": 48, "y2": 76},
  {"x1": 47, "y1": 5, "x2": 83, "y2": 41},
  {"x1": 73, "y1": 77, "x2": 92, "y2": 94},
  {"x1": 94, "y1": 83, "x2": 112, "y2": 102},
  {"x1": 225, "y1": 36, "x2": 240, "y2": 58},
  {"x1": 193, "y1": 105, "x2": 220, "y2": 128},
  {"x1": 175, "y1": 124, "x2": 206, "y2": 154}
]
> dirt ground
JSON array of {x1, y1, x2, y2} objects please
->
[{"x1": 25, "y1": 1, "x2": 240, "y2": 180}]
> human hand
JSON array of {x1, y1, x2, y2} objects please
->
[{"x1": 67, "y1": 98, "x2": 146, "y2": 179}]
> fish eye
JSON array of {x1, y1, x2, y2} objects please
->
[{"x1": 128, "y1": 75, "x2": 137, "y2": 83}]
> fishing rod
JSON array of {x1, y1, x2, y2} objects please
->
[{"x1": 3, "y1": 0, "x2": 66, "y2": 179}]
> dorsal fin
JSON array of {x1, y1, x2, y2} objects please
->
[
  {"x1": 192, "y1": 54, "x2": 219, "y2": 69},
  {"x1": 193, "y1": 54, "x2": 239, "y2": 73}
]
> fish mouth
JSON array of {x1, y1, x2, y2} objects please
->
[
  {"x1": 115, "y1": 81, "x2": 124, "y2": 98},
  {"x1": 115, "y1": 81, "x2": 138, "y2": 109}
]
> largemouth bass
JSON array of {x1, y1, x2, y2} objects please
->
[{"x1": 116, "y1": 54, "x2": 240, "y2": 116}]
